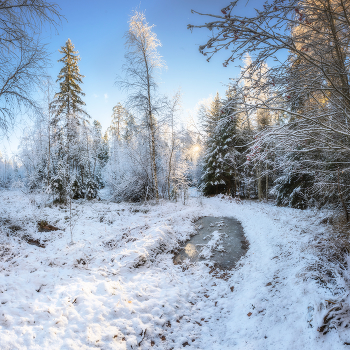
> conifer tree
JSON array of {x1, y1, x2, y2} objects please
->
[
  {"x1": 201, "y1": 92, "x2": 222, "y2": 136},
  {"x1": 50, "y1": 39, "x2": 91, "y2": 202},
  {"x1": 91, "y1": 120, "x2": 109, "y2": 187},
  {"x1": 201, "y1": 88, "x2": 247, "y2": 196},
  {"x1": 272, "y1": 151, "x2": 314, "y2": 209},
  {"x1": 123, "y1": 112, "x2": 137, "y2": 142},
  {"x1": 51, "y1": 38, "x2": 89, "y2": 130},
  {"x1": 201, "y1": 92, "x2": 235, "y2": 195},
  {"x1": 109, "y1": 103, "x2": 127, "y2": 141}
]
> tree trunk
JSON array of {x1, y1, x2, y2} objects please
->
[
  {"x1": 257, "y1": 161, "x2": 262, "y2": 200},
  {"x1": 338, "y1": 167, "x2": 349, "y2": 222},
  {"x1": 47, "y1": 82, "x2": 51, "y2": 188},
  {"x1": 265, "y1": 161, "x2": 268, "y2": 201},
  {"x1": 234, "y1": 161, "x2": 239, "y2": 198},
  {"x1": 167, "y1": 147, "x2": 174, "y2": 200},
  {"x1": 150, "y1": 127, "x2": 159, "y2": 200},
  {"x1": 144, "y1": 52, "x2": 159, "y2": 201}
]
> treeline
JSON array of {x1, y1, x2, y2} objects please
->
[
  {"x1": 104, "y1": 101, "x2": 199, "y2": 203},
  {"x1": 6, "y1": 1, "x2": 349, "y2": 218},
  {"x1": 16, "y1": 13, "x2": 200, "y2": 203},
  {"x1": 19, "y1": 96, "x2": 199, "y2": 203},
  {"x1": 198, "y1": 60, "x2": 277, "y2": 200},
  {"x1": 190, "y1": 0, "x2": 350, "y2": 219},
  {"x1": 0, "y1": 152, "x2": 22, "y2": 189}
]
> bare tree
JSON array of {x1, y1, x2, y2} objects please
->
[
  {"x1": 117, "y1": 10, "x2": 165, "y2": 201},
  {"x1": 41, "y1": 76, "x2": 55, "y2": 187},
  {"x1": 0, "y1": 0, "x2": 62, "y2": 132},
  {"x1": 165, "y1": 91, "x2": 182, "y2": 200},
  {"x1": 189, "y1": 0, "x2": 350, "y2": 149}
]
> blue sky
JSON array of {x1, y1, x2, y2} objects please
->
[{"x1": 1, "y1": 0, "x2": 260, "y2": 156}]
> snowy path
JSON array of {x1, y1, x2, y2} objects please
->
[{"x1": 0, "y1": 191, "x2": 348, "y2": 349}]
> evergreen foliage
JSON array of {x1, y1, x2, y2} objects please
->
[
  {"x1": 22, "y1": 39, "x2": 103, "y2": 203},
  {"x1": 201, "y1": 90, "x2": 245, "y2": 196},
  {"x1": 51, "y1": 39, "x2": 89, "y2": 125},
  {"x1": 273, "y1": 168, "x2": 314, "y2": 210},
  {"x1": 268, "y1": 145, "x2": 321, "y2": 210}
]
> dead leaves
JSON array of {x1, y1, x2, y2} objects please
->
[{"x1": 38, "y1": 221, "x2": 60, "y2": 232}]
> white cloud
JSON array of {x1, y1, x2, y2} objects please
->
[{"x1": 104, "y1": 93, "x2": 108, "y2": 100}]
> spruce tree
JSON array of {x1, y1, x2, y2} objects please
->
[
  {"x1": 200, "y1": 88, "x2": 247, "y2": 196},
  {"x1": 91, "y1": 120, "x2": 109, "y2": 188},
  {"x1": 51, "y1": 38, "x2": 89, "y2": 130},
  {"x1": 272, "y1": 151, "x2": 314, "y2": 209},
  {"x1": 201, "y1": 92, "x2": 222, "y2": 136},
  {"x1": 50, "y1": 39, "x2": 90, "y2": 202},
  {"x1": 201, "y1": 92, "x2": 235, "y2": 195}
]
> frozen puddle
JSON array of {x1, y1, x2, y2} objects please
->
[{"x1": 174, "y1": 216, "x2": 248, "y2": 269}]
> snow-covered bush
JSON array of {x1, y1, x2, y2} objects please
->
[
  {"x1": 71, "y1": 176, "x2": 84, "y2": 200},
  {"x1": 85, "y1": 178, "x2": 99, "y2": 200},
  {"x1": 273, "y1": 172, "x2": 314, "y2": 209}
]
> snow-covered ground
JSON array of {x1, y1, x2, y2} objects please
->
[{"x1": 0, "y1": 190, "x2": 349, "y2": 349}]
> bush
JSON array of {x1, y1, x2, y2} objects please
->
[
  {"x1": 85, "y1": 178, "x2": 99, "y2": 200},
  {"x1": 273, "y1": 172, "x2": 314, "y2": 209}
]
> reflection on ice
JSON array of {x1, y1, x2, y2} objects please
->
[{"x1": 184, "y1": 243, "x2": 198, "y2": 258}]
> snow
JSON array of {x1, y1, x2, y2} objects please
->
[
  {"x1": 199, "y1": 229, "x2": 228, "y2": 258},
  {"x1": 0, "y1": 190, "x2": 349, "y2": 349}
]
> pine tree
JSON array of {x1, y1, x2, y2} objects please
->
[
  {"x1": 123, "y1": 112, "x2": 137, "y2": 142},
  {"x1": 109, "y1": 103, "x2": 126, "y2": 141}
]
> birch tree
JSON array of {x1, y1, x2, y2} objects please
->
[{"x1": 117, "y1": 11, "x2": 165, "y2": 201}]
